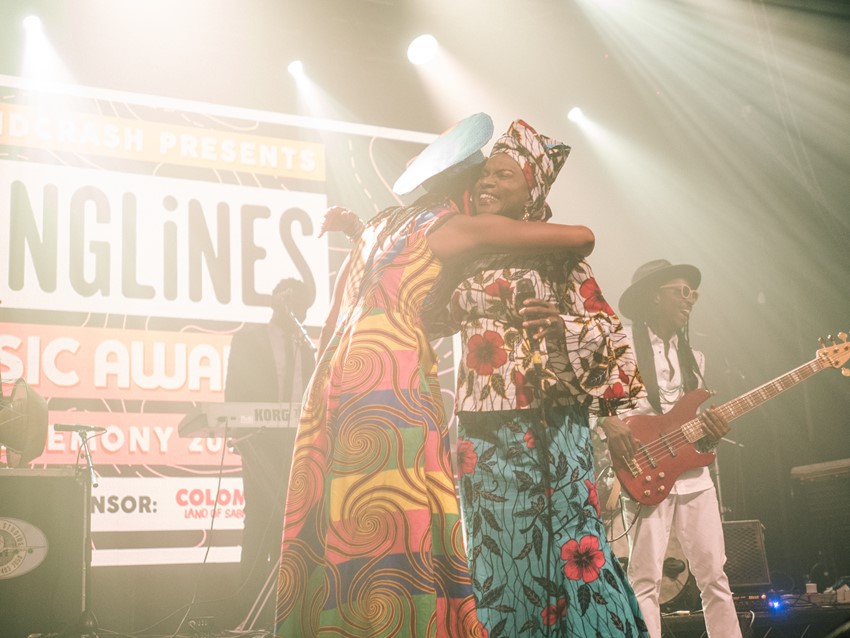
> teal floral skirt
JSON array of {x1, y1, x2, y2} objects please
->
[{"x1": 457, "y1": 406, "x2": 647, "y2": 638}]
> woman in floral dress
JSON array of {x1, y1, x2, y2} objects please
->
[{"x1": 441, "y1": 121, "x2": 648, "y2": 637}]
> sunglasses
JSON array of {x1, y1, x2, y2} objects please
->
[{"x1": 659, "y1": 283, "x2": 700, "y2": 302}]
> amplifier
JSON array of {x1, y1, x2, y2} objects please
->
[
  {"x1": 732, "y1": 593, "x2": 771, "y2": 612},
  {"x1": 723, "y1": 519, "x2": 771, "y2": 588},
  {"x1": 0, "y1": 468, "x2": 86, "y2": 637},
  {"x1": 791, "y1": 458, "x2": 850, "y2": 577}
]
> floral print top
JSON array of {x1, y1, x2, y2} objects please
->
[{"x1": 449, "y1": 254, "x2": 644, "y2": 416}]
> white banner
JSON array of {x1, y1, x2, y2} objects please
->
[{"x1": 0, "y1": 159, "x2": 330, "y2": 324}]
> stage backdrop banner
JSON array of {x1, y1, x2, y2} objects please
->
[{"x1": 0, "y1": 74, "x2": 438, "y2": 566}]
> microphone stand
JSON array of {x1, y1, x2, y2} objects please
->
[
  {"x1": 287, "y1": 311, "x2": 316, "y2": 353},
  {"x1": 78, "y1": 430, "x2": 99, "y2": 491},
  {"x1": 523, "y1": 316, "x2": 557, "y2": 638},
  {"x1": 71, "y1": 429, "x2": 100, "y2": 638},
  {"x1": 714, "y1": 435, "x2": 744, "y2": 522}
]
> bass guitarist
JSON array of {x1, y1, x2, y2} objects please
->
[{"x1": 599, "y1": 259, "x2": 741, "y2": 638}]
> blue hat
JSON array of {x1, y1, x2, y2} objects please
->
[{"x1": 393, "y1": 112, "x2": 494, "y2": 195}]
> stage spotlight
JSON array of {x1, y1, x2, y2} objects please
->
[
  {"x1": 567, "y1": 107, "x2": 585, "y2": 123},
  {"x1": 23, "y1": 15, "x2": 42, "y2": 32},
  {"x1": 407, "y1": 34, "x2": 438, "y2": 65},
  {"x1": 288, "y1": 60, "x2": 304, "y2": 78},
  {"x1": 22, "y1": 12, "x2": 73, "y2": 83}
]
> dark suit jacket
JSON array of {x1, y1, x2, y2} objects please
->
[{"x1": 224, "y1": 323, "x2": 314, "y2": 403}]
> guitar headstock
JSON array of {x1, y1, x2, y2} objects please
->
[{"x1": 818, "y1": 332, "x2": 850, "y2": 376}]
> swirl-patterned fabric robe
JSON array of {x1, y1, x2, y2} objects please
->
[{"x1": 275, "y1": 205, "x2": 484, "y2": 638}]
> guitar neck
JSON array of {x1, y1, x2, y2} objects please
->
[{"x1": 716, "y1": 356, "x2": 828, "y2": 423}]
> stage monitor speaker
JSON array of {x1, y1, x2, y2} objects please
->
[
  {"x1": 722, "y1": 519, "x2": 771, "y2": 589},
  {"x1": 791, "y1": 458, "x2": 850, "y2": 579},
  {"x1": 0, "y1": 468, "x2": 86, "y2": 638}
]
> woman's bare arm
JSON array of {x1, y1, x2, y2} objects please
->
[{"x1": 427, "y1": 214, "x2": 594, "y2": 262}]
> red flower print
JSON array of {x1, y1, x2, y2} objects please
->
[
  {"x1": 584, "y1": 479, "x2": 601, "y2": 517},
  {"x1": 541, "y1": 597, "x2": 568, "y2": 626},
  {"x1": 561, "y1": 535, "x2": 606, "y2": 583},
  {"x1": 456, "y1": 438, "x2": 478, "y2": 476},
  {"x1": 603, "y1": 366, "x2": 630, "y2": 399},
  {"x1": 523, "y1": 429, "x2": 536, "y2": 449},
  {"x1": 483, "y1": 278, "x2": 513, "y2": 301},
  {"x1": 603, "y1": 382, "x2": 625, "y2": 400},
  {"x1": 466, "y1": 330, "x2": 508, "y2": 376},
  {"x1": 579, "y1": 278, "x2": 615, "y2": 315},
  {"x1": 511, "y1": 368, "x2": 532, "y2": 408}
]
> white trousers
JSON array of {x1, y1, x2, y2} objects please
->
[{"x1": 626, "y1": 488, "x2": 742, "y2": 638}]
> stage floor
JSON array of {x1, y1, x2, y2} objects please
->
[
  {"x1": 662, "y1": 604, "x2": 850, "y2": 638},
  {"x1": 7, "y1": 560, "x2": 850, "y2": 637}
]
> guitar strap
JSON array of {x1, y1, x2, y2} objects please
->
[
  {"x1": 633, "y1": 322, "x2": 663, "y2": 413},
  {"x1": 676, "y1": 327, "x2": 704, "y2": 391},
  {"x1": 633, "y1": 321, "x2": 702, "y2": 414}
]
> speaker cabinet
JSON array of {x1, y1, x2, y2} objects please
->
[
  {"x1": 791, "y1": 458, "x2": 850, "y2": 579},
  {"x1": 722, "y1": 519, "x2": 771, "y2": 589},
  {"x1": 0, "y1": 468, "x2": 86, "y2": 638}
]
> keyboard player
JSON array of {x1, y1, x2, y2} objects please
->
[{"x1": 223, "y1": 278, "x2": 315, "y2": 630}]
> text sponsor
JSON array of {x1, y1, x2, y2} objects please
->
[{"x1": 92, "y1": 477, "x2": 245, "y2": 532}]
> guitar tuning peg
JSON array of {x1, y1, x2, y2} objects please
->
[
  {"x1": 839, "y1": 332, "x2": 848, "y2": 342},
  {"x1": 819, "y1": 337, "x2": 828, "y2": 348},
  {"x1": 843, "y1": 368, "x2": 850, "y2": 377}
]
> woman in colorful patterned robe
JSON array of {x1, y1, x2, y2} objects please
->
[
  {"x1": 274, "y1": 116, "x2": 597, "y2": 638},
  {"x1": 436, "y1": 121, "x2": 649, "y2": 637}
]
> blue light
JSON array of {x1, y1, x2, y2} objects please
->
[{"x1": 767, "y1": 597, "x2": 788, "y2": 612}]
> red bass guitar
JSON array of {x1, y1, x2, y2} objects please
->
[{"x1": 612, "y1": 333, "x2": 850, "y2": 506}]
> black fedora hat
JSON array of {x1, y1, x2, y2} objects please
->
[
  {"x1": 618, "y1": 259, "x2": 702, "y2": 320},
  {"x1": 393, "y1": 112, "x2": 494, "y2": 195}
]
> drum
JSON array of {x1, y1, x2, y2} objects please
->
[{"x1": 660, "y1": 533, "x2": 700, "y2": 613}]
